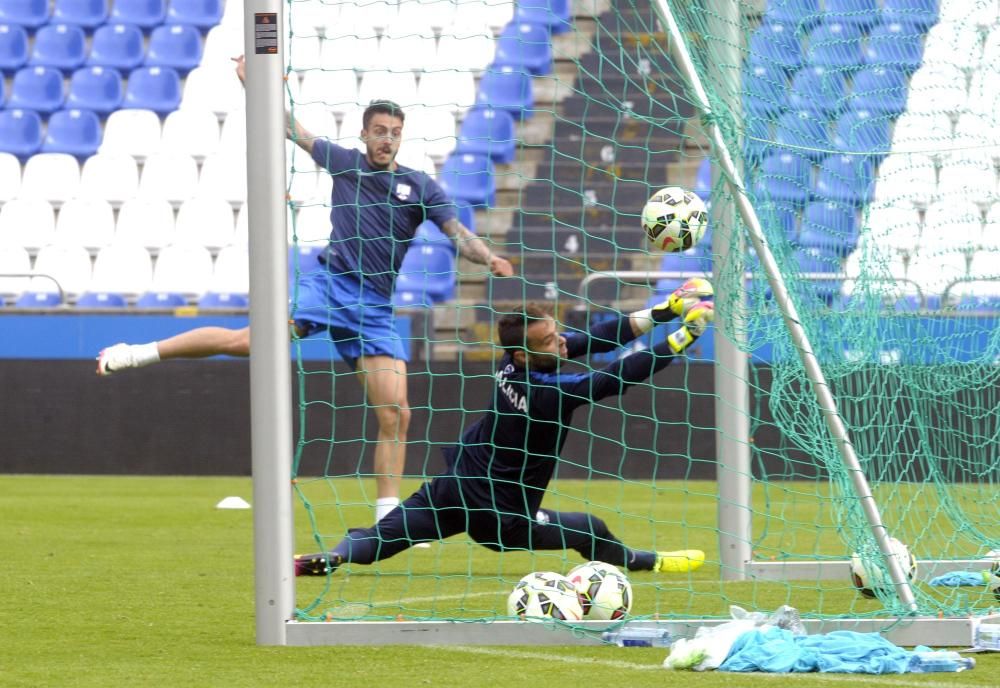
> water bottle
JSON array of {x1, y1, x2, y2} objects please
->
[
  {"x1": 975, "y1": 623, "x2": 1000, "y2": 650},
  {"x1": 908, "y1": 651, "x2": 976, "y2": 673},
  {"x1": 601, "y1": 626, "x2": 673, "y2": 647}
]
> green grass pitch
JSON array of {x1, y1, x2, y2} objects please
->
[{"x1": 3, "y1": 475, "x2": 997, "y2": 688}]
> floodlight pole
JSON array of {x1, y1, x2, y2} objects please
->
[
  {"x1": 244, "y1": 1, "x2": 295, "y2": 644},
  {"x1": 651, "y1": 0, "x2": 918, "y2": 611}
]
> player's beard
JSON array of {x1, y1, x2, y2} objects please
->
[{"x1": 368, "y1": 146, "x2": 395, "y2": 170}]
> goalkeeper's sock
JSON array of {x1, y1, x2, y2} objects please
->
[
  {"x1": 625, "y1": 550, "x2": 658, "y2": 571},
  {"x1": 375, "y1": 497, "x2": 400, "y2": 522}
]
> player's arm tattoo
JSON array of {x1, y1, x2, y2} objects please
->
[
  {"x1": 284, "y1": 110, "x2": 316, "y2": 155},
  {"x1": 441, "y1": 218, "x2": 495, "y2": 266}
]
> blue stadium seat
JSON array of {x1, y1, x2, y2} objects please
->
[
  {"x1": 754, "y1": 151, "x2": 812, "y2": 207},
  {"x1": 743, "y1": 61, "x2": 787, "y2": 118},
  {"x1": 144, "y1": 24, "x2": 203, "y2": 75},
  {"x1": 657, "y1": 249, "x2": 712, "y2": 282},
  {"x1": 67, "y1": 66, "x2": 124, "y2": 115},
  {"x1": 764, "y1": 0, "x2": 820, "y2": 29},
  {"x1": 455, "y1": 106, "x2": 517, "y2": 163},
  {"x1": 476, "y1": 65, "x2": 534, "y2": 119},
  {"x1": 455, "y1": 200, "x2": 475, "y2": 233},
  {"x1": 805, "y1": 21, "x2": 864, "y2": 71},
  {"x1": 288, "y1": 245, "x2": 323, "y2": 292},
  {"x1": 166, "y1": 0, "x2": 223, "y2": 30},
  {"x1": 199, "y1": 292, "x2": 249, "y2": 308},
  {"x1": 110, "y1": 0, "x2": 167, "y2": 30},
  {"x1": 53, "y1": 0, "x2": 109, "y2": 29},
  {"x1": 76, "y1": 292, "x2": 128, "y2": 307},
  {"x1": 748, "y1": 21, "x2": 803, "y2": 72},
  {"x1": 798, "y1": 200, "x2": 858, "y2": 256},
  {"x1": 813, "y1": 154, "x2": 874, "y2": 206},
  {"x1": 41, "y1": 108, "x2": 102, "y2": 159},
  {"x1": 0, "y1": 24, "x2": 28, "y2": 75},
  {"x1": 413, "y1": 220, "x2": 456, "y2": 257},
  {"x1": 823, "y1": 0, "x2": 878, "y2": 30},
  {"x1": 744, "y1": 116, "x2": 771, "y2": 167},
  {"x1": 122, "y1": 66, "x2": 182, "y2": 115},
  {"x1": 863, "y1": 21, "x2": 924, "y2": 74},
  {"x1": 774, "y1": 110, "x2": 830, "y2": 162},
  {"x1": 136, "y1": 291, "x2": 186, "y2": 307},
  {"x1": 438, "y1": 152, "x2": 496, "y2": 207},
  {"x1": 845, "y1": 67, "x2": 908, "y2": 117},
  {"x1": 395, "y1": 244, "x2": 456, "y2": 303},
  {"x1": 695, "y1": 157, "x2": 711, "y2": 202},
  {"x1": 494, "y1": 21, "x2": 552, "y2": 75},
  {"x1": 883, "y1": 0, "x2": 939, "y2": 30},
  {"x1": 787, "y1": 66, "x2": 847, "y2": 119},
  {"x1": 88, "y1": 23, "x2": 145, "y2": 71},
  {"x1": 760, "y1": 201, "x2": 798, "y2": 241},
  {"x1": 9, "y1": 66, "x2": 65, "y2": 113},
  {"x1": 29, "y1": 24, "x2": 86, "y2": 72},
  {"x1": 0, "y1": 0, "x2": 50, "y2": 29},
  {"x1": 793, "y1": 247, "x2": 842, "y2": 304},
  {"x1": 833, "y1": 109, "x2": 892, "y2": 161},
  {"x1": 15, "y1": 292, "x2": 62, "y2": 308},
  {"x1": 0, "y1": 109, "x2": 42, "y2": 160},
  {"x1": 514, "y1": 0, "x2": 571, "y2": 34}
]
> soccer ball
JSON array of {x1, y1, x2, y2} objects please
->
[
  {"x1": 567, "y1": 561, "x2": 633, "y2": 620},
  {"x1": 850, "y1": 537, "x2": 917, "y2": 599},
  {"x1": 507, "y1": 571, "x2": 584, "y2": 621},
  {"x1": 641, "y1": 186, "x2": 709, "y2": 253}
]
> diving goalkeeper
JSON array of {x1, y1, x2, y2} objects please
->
[{"x1": 296, "y1": 278, "x2": 714, "y2": 576}]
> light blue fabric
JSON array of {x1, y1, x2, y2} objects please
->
[
  {"x1": 719, "y1": 628, "x2": 912, "y2": 674},
  {"x1": 928, "y1": 570, "x2": 988, "y2": 587}
]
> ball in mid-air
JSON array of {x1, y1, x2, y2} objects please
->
[
  {"x1": 567, "y1": 561, "x2": 633, "y2": 620},
  {"x1": 641, "y1": 186, "x2": 708, "y2": 253},
  {"x1": 507, "y1": 571, "x2": 584, "y2": 621},
  {"x1": 850, "y1": 537, "x2": 917, "y2": 599}
]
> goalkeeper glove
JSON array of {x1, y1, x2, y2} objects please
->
[
  {"x1": 631, "y1": 278, "x2": 714, "y2": 334},
  {"x1": 667, "y1": 301, "x2": 714, "y2": 353}
]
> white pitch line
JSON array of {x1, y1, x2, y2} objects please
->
[
  {"x1": 392, "y1": 589, "x2": 500, "y2": 606},
  {"x1": 426, "y1": 645, "x2": 660, "y2": 671}
]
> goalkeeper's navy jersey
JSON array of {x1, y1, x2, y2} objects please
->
[
  {"x1": 447, "y1": 316, "x2": 681, "y2": 519},
  {"x1": 311, "y1": 139, "x2": 457, "y2": 299}
]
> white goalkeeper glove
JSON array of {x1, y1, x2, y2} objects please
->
[
  {"x1": 630, "y1": 278, "x2": 714, "y2": 335},
  {"x1": 668, "y1": 301, "x2": 714, "y2": 353}
]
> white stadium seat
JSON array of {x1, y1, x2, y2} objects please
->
[
  {"x1": 376, "y1": 32, "x2": 439, "y2": 71},
  {"x1": 161, "y1": 109, "x2": 221, "y2": 160},
  {"x1": 865, "y1": 202, "x2": 922, "y2": 254},
  {"x1": 908, "y1": 250, "x2": 969, "y2": 303},
  {"x1": 218, "y1": 109, "x2": 246, "y2": 155},
  {"x1": 290, "y1": 103, "x2": 339, "y2": 143},
  {"x1": 151, "y1": 243, "x2": 215, "y2": 295},
  {"x1": 937, "y1": 159, "x2": 997, "y2": 209},
  {"x1": 292, "y1": 204, "x2": 332, "y2": 245},
  {"x1": 417, "y1": 70, "x2": 476, "y2": 112},
  {"x1": 939, "y1": 0, "x2": 997, "y2": 29},
  {"x1": 0, "y1": 245, "x2": 31, "y2": 297},
  {"x1": 199, "y1": 25, "x2": 242, "y2": 70},
  {"x1": 286, "y1": 0, "x2": 338, "y2": 36},
  {"x1": 0, "y1": 152, "x2": 21, "y2": 202},
  {"x1": 435, "y1": 32, "x2": 496, "y2": 71},
  {"x1": 30, "y1": 243, "x2": 92, "y2": 295},
  {"x1": 405, "y1": 105, "x2": 457, "y2": 158},
  {"x1": 100, "y1": 109, "x2": 162, "y2": 159},
  {"x1": 358, "y1": 71, "x2": 419, "y2": 108},
  {"x1": 289, "y1": 34, "x2": 322, "y2": 72},
  {"x1": 211, "y1": 244, "x2": 250, "y2": 294},
  {"x1": 891, "y1": 112, "x2": 952, "y2": 157},
  {"x1": 299, "y1": 69, "x2": 358, "y2": 117},
  {"x1": 219, "y1": 0, "x2": 244, "y2": 31},
  {"x1": 181, "y1": 65, "x2": 245, "y2": 115},
  {"x1": 19, "y1": 154, "x2": 80, "y2": 204},
  {"x1": 175, "y1": 197, "x2": 237, "y2": 250},
  {"x1": 453, "y1": 0, "x2": 514, "y2": 31},
  {"x1": 922, "y1": 21, "x2": 982, "y2": 71},
  {"x1": 906, "y1": 66, "x2": 968, "y2": 118},
  {"x1": 395, "y1": 0, "x2": 456, "y2": 34},
  {"x1": 338, "y1": 1, "x2": 398, "y2": 32},
  {"x1": 968, "y1": 250, "x2": 1000, "y2": 294},
  {"x1": 321, "y1": 25, "x2": 381, "y2": 71},
  {"x1": 952, "y1": 113, "x2": 1000, "y2": 165},
  {"x1": 115, "y1": 197, "x2": 176, "y2": 250},
  {"x1": 0, "y1": 198, "x2": 55, "y2": 251},
  {"x1": 139, "y1": 153, "x2": 200, "y2": 204},
  {"x1": 872, "y1": 152, "x2": 937, "y2": 209},
  {"x1": 55, "y1": 198, "x2": 116, "y2": 251},
  {"x1": 79, "y1": 153, "x2": 139, "y2": 204},
  {"x1": 199, "y1": 152, "x2": 248, "y2": 203},
  {"x1": 337, "y1": 107, "x2": 366, "y2": 152},
  {"x1": 90, "y1": 243, "x2": 153, "y2": 295}
]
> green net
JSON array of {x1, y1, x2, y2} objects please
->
[{"x1": 285, "y1": 0, "x2": 1000, "y2": 629}]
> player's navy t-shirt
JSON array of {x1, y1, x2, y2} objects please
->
[
  {"x1": 445, "y1": 317, "x2": 680, "y2": 520},
  {"x1": 311, "y1": 139, "x2": 457, "y2": 299}
]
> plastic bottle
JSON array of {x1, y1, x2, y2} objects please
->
[
  {"x1": 601, "y1": 627, "x2": 673, "y2": 647},
  {"x1": 975, "y1": 623, "x2": 1000, "y2": 650},
  {"x1": 908, "y1": 651, "x2": 976, "y2": 673}
]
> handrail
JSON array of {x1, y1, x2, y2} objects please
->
[{"x1": 0, "y1": 272, "x2": 67, "y2": 306}]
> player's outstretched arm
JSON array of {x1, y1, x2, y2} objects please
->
[
  {"x1": 440, "y1": 218, "x2": 513, "y2": 277},
  {"x1": 232, "y1": 55, "x2": 317, "y2": 155}
]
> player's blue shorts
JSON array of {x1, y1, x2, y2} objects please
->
[{"x1": 290, "y1": 269, "x2": 408, "y2": 364}]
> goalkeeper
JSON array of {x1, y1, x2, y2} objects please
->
[{"x1": 296, "y1": 278, "x2": 714, "y2": 576}]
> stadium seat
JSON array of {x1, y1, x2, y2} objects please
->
[
  {"x1": 145, "y1": 24, "x2": 203, "y2": 75},
  {"x1": 953, "y1": 113, "x2": 999, "y2": 166},
  {"x1": 0, "y1": 109, "x2": 42, "y2": 160},
  {"x1": 0, "y1": 244, "x2": 32, "y2": 298},
  {"x1": 774, "y1": 110, "x2": 830, "y2": 161},
  {"x1": 181, "y1": 64, "x2": 245, "y2": 114},
  {"x1": 394, "y1": 0, "x2": 456, "y2": 34},
  {"x1": 41, "y1": 109, "x2": 103, "y2": 159},
  {"x1": 395, "y1": 244, "x2": 456, "y2": 302},
  {"x1": 298, "y1": 69, "x2": 357, "y2": 117},
  {"x1": 435, "y1": 32, "x2": 496, "y2": 71},
  {"x1": 66, "y1": 66, "x2": 124, "y2": 115},
  {"x1": 54, "y1": 197, "x2": 116, "y2": 250},
  {"x1": 924, "y1": 199, "x2": 983, "y2": 244},
  {"x1": 116, "y1": 197, "x2": 175, "y2": 249},
  {"x1": 863, "y1": 21, "x2": 924, "y2": 74},
  {"x1": 757, "y1": 201, "x2": 798, "y2": 241},
  {"x1": 476, "y1": 65, "x2": 533, "y2": 119},
  {"x1": 832, "y1": 109, "x2": 892, "y2": 162},
  {"x1": 15, "y1": 291, "x2": 63, "y2": 307},
  {"x1": 139, "y1": 152, "x2": 199, "y2": 203},
  {"x1": 319, "y1": 24, "x2": 381, "y2": 71},
  {"x1": 160, "y1": 108, "x2": 220, "y2": 159},
  {"x1": 0, "y1": 0, "x2": 49, "y2": 29},
  {"x1": 843, "y1": 67, "x2": 908, "y2": 117},
  {"x1": 413, "y1": 219, "x2": 454, "y2": 253},
  {"x1": 882, "y1": 0, "x2": 939, "y2": 30},
  {"x1": 109, "y1": 0, "x2": 167, "y2": 29},
  {"x1": 494, "y1": 21, "x2": 553, "y2": 76},
  {"x1": 455, "y1": 1, "x2": 513, "y2": 32},
  {"x1": 764, "y1": 0, "x2": 820, "y2": 29},
  {"x1": 218, "y1": 109, "x2": 247, "y2": 155},
  {"x1": 890, "y1": 111, "x2": 951, "y2": 156},
  {"x1": 743, "y1": 116, "x2": 771, "y2": 167},
  {"x1": 906, "y1": 66, "x2": 967, "y2": 119},
  {"x1": 288, "y1": 244, "x2": 324, "y2": 285},
  {"x1": 136, "y1": 291, "x2": 186, "y2": 307},
  {"x1": 799, "y1": 200, "x2": 858, "y2": 256},
  {"x1": 417, "y1": 70, "x2": 476, "y2": 113},
  {"x1": 198, "y1": 152, "x2": 247, "y2": 203},
  {"x1": 149, "y1": 242, "x2": 214, "y2": 295},
  {"x1": 30, "y1": 242, "x2": 92, "y2": 296},
  {"x1": 865, "y1": 201, "x2": 921, "y2": 252},
  {"x1": 79, "y1": 152, "x2": 139, "y2": 204},
  {"x1": 872, "y1": 151, "x2": 936, "y2": 209},
  {"x1": 166, "y1": 0, "x2": 223, "y2": 29},
  {"x1": 938, "y1": 159, "x2": 997, "y2": 209},
  {"x1": 338, "y1": 1, "x2": 397, "y2": 31},
  {"x1": 823, "y1": 0, "x2": 878, "y2": 29},
  {"x1": 29, "y1": 24, "x2": 86, "y2": 72},
  {"x1": 0, "y1": 198, "x2": 55, "y2": 250},
  {"x1": 923, "y1": 21, "x2": 981, "y2": 71},
  {"x1": 814, "y1": 154, "x2": 874, "y2": 206},
  {"x1": 122, "y1": 66, "x2": 182, "y2": 115},
  {"x1": 0, "y1": 152, "x2": 21, "y2": 201},
  {"x1": 87, "y1": 23, "x2": 145, "y2": 71},
  {"x1": 748, "y1": 21, "x2": 803, "y2": 71},
  {"x1": 743, "y1": 62, "x2": 787, "y2": 118},
  {"x1": 404, "y1": 105, "x2": 457, "y2": 159},
  {"x1": 786, "y1": 66, "x2": 847, "y2": 119},
  {"x1": 9, "y1": 66, "x2": 65, "y2": 114},
  {"x1": 438, "y1": 152, "x2": 496, "y2": 207},
  {"x1": 793, "y1": 247, "x2": 843, "y2": 303},
  {"x1": 288, "y1": 33, "x2": 321, "y2": 72},
  {"x1": 754, "y1": 151, "x2": 812, "y2": 207},
  {"x1": 694, "y1": 157, "x2": 711, "y2": 202},
  {"x1": 199, "y1": 23, "x2": 241, "y2": 69},
  {"x1": 455, "y1": 106, "x2": 516, "y2": 163},
  {"x1": 805, "y1": 21, "x2": 864, "y2": 71},
  {"x1": 199, "y1": 291, "x2": 248, "y2": 308},
  {"x1": 100, "y1": 108, "x2": 163, "y2": 158},
  {"x1": 20, "y1": 153, "x2": 80, "y2": 203},
  {"x1": 209, "y1": 244, "x2": 249, "y2": 294},
  {"x1": 174, "y1": 197, "x2": 235, "y2": 249},
  {"x1": 514, "y1": 0, "x2": 571, "y2": 33},
  {"x1": 76, "y1": 291, "x2": 128, "y2": 308},
  {"x1": 53, "y1": 0, "x2": 108, "y2": 28},
  {"x1": 357, "y1": 71, "x2": 418, "y2": 110},
  {"x1": 292, "y1": 205, "x2": 333, "y2": 245},
  {"x1": 89, "y1": 243, "x2": 153, "y2": 295},
  {"x1": 0, "y1": 24, "x2": 28, "y2": 75},
  {"x1": 376, "y1": 31, "x2": 439, "y2": 72}
]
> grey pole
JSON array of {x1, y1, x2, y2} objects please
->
[
  {"x1": 244, "y1": 2, "x2": 295, "y2": 644},
  {"x1": 650, "y1": 0, "x2": 918, "y2": 610},
  {"x1": 704, "y1": 0, "x2": 752, "y2": 581}
]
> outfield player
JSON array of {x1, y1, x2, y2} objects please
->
[
  {"x1": 96, "y1": 55, "x2": 514, "y2": 523},
  {"x1": 295, "y1": 279, "x2": 714, "y2": 576}
]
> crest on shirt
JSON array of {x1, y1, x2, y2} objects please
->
[{"x1": 395, "y1": 183, "x2": 412, "y2": 201}]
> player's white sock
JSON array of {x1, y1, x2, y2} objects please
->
[
  {"x1": 132, "y1": 342, "x2": 161, "y2": 368},
  {"x1": 375, "y1": 497, "x2": 400, "y2": 522}
]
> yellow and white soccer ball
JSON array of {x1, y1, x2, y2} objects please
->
[
  {"x1": 567, "y1": 561, "x2": 633, "y2": 620},
  {"x1": 850, "y1": 537, "x2": 917, "y2": 598},
  {"x1": 641, "y1": 186, "x2": 709, "y2": 252},
  {"x1": 507, "y1": 571, "x2": 584, "y2": 621}
]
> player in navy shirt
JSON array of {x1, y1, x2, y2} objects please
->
[
  {"x1": 96, "y1": 55, "x2": 514, "y2": 523},
  {"x1": 295, "y1": 279, "x2": 715, "y2": 577}
]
